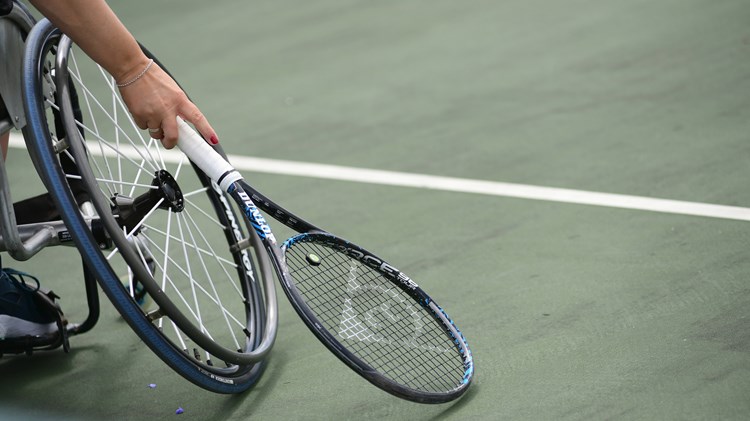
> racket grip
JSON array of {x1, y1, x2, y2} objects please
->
[{"x1": 175, "y1": 117, "x2": 242, "y2": 192}]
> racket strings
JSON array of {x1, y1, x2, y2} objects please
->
[{"x1": 285, "y1": 240, "x2": 466, "y2": 394}]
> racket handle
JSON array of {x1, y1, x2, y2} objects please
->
[{"x1": 175, "y1": 117, "x2": 242, "y2": 192}]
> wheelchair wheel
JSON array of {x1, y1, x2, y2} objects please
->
[{"x1": 22, "y1": 19, "x2": 277, "y2": 393}]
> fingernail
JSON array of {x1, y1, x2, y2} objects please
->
[{"x1": 210, "y1": 135, "x2": 219, "y2": 145}]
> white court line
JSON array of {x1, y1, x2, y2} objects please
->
[{"x1": 9, "y1": 133, "x2": 750, "y2": 222}]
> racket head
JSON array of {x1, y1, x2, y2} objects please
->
[{"x1": 281, "y1": 232, "x2": 474, "y2": 403}]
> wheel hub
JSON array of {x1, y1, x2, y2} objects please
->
[
  {"x1": 153, "y1": 170, "x2": 184, "y2": 212},
  {"x1": 112, "y1": 169, "x2": 184, "y2": 233}
]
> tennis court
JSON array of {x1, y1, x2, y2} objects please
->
[{"x1": 1, "y1": 0, "x2": 749, "y2": 419}]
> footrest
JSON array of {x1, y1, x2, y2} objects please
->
[{"x1": 0, "y1": 329, "x2": 67, "y2": 356}]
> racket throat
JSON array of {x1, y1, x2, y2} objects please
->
[{"x1": 230, "y1": 187, "x2": 277, "y2": 243}]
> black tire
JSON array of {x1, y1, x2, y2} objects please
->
[{"x1": 22, "y1": 19, "x2": 272, "y2": 393}]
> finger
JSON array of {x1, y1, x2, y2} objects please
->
[
  {"x1": 135, "y1": 118, "x2": 148, "y2": 130},
  {"x1": 148, "y1": 127, "x2": 164, "y2": 140},
  {"x1": 180, "y1": 103, "x2": 218, "y2": 145},
  {"x1": 161, "y1": 116, "x2": 179, "y2": 149}
]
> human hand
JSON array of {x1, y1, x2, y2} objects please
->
[{"x1": 117, "y1": 59, "x2": 218, "y2": 149}]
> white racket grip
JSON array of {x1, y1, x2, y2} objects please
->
[{"x1": 175, "y1": 118, "x2": 242, "y2": 192}]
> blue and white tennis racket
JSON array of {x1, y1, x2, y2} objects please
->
[{"x1": 176, "y1": 118, "x2": 474, "y2": 403}]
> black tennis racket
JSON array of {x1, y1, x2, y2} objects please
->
[{"x1": 176, "y1": 119, "x2": 474, "y2": 403}]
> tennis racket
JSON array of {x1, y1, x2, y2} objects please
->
[{"x1": 176, "y1": 118, "x2": 474, "y2": 403}]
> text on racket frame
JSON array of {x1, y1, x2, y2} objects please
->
[{"x1": 237, "y1": 190, "x2": 277, "y2": 242}]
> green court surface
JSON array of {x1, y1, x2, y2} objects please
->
[{"x1": 2, "y1": 0, "x2": 749, "y2": 419}]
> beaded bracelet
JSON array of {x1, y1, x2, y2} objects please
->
[{"x1": 116, "y1": 59, "x2": 154, "y2": 88}]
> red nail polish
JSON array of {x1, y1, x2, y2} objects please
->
[{"x1": 210, "y1": 135, "x2": 219, "y2": 145}]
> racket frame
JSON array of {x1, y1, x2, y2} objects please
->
[
  {"x1": 235, "y1": 181, "x2": 475, "y2": 403},
  {"x1": 177, "y1": 119, "x2": 474, "y2": 403}
]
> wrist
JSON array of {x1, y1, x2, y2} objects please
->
[
  {"x1": 116, "y1": 59, "x2": 154, "y2": 88},
  {"x1": 114, "y1": 55, "x2": 152, "y2": 86}
]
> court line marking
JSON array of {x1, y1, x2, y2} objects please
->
[{"x1": 9, "y1": 133, "x2": 750, "y2": 221}]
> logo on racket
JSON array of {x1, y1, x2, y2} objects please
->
[
  {"x1": 337, "y1": 263, "x2": 452, "y2": 354},
  {"x1": 237, "y1": 190, "x2": 276, "y2": 242},
  {"x1": 343, "y1": 248, "x2": 419, "y2": 291},
  {"x1": 213, "y1": 182, "x2": 256, "y2": 280}
]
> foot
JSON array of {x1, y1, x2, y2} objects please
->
[{"x1": 0, "y1": 268, "x2": 59, "y2": 340}]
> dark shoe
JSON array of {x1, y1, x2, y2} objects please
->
[{"x1": 0, "y1": 268, "x2": 58, "y2": 339}]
